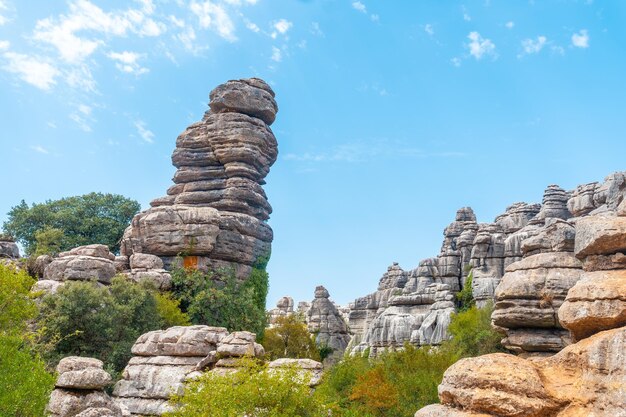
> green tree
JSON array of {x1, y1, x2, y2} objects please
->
[
  {"x1": 3, "y1": 193, "x2": 141, "y2": 255},
  {"x1": 33, "y1": 227, "x2": 66, "y2": 256},
  {"x1": 166, "y1": 358, "x2": 327, "y2": 417},
  {"x1": 37, "y1": 276, "x2": 188, "y2": 373},
  {"x1": 443, "y1": 302, "x2": 504, "y2": 358},
  {"x1": 456, "y1": 269, "x2": 475, "y2": 312},
  {"x1": 170, "y1": 259, "x2": 269, "y2": 337},
  {"x1": 263, "y1": 314, "x2": 320, "y2": 361},
  {"x1": 0, "y1": 264, "x2": 55, "y2": 417}
]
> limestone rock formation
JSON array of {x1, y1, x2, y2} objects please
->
[
  {"x1": 121, "y1": 78, "x2": 278, "y2": 281},
  {"x1": 48, "y1": 357, "x2": 125, "y2": 417},
  {"x1": 267, "y1": 358, "x2": 324, "y2": 387},
  {"x1": 0, "y1": 236, "x2": 19, "y2": 259},
  {"x1": 43, "y1": 244, "x2": 116, "y2": 284},
  {"x1": 268, "y1": 296, "x2": 295, "y2": 325},
  {"x1": 122, "y1": 253, "x2": 172, "y2": 290},
  {"x1": 113, "y1": 326, "x2": 228, "y2": 415},
  {"x1": 307, "y1": 286, "x2": 351, "y2": 363}
]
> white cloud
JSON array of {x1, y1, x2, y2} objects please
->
[
  {"x1": 370, "y1": 14, "x2": 379, "y2": 22},
  {"x1": 451, "y1": 57, "x2": 461, "y2": 67},
  {"x1": 310, "y1": 22, "x2": 323, "y2": 37},
  {"x1": 572, "y1": 29, "x2": 589, "y2": 48},
  {"x1": 352, "y1": 1, "x2": 367, "y2": 13},
  {"x1": 273, "y1": 19, "x2": 292, "y2": 34},
  {"x1": 2, "y1": 52, "x2": 59, "y2": 90},
  {"x1": 190, "y1": 1, "x2": 236, "y2": 41},
  {"x1": 135, "y1": 120, "x2": 155, "y2": 143},
  {"x1": 30, "y1": 145, "x2": 49, "y2": 154},
  {"x1": 466, "y1": 31, "x2": 496, "y2": 60},
  {"x1": 462, "y1": 6, "x2": 471, "y2": 21},
  {"x1": 0, "y1": 40, "x2": 9, "y2": 50},
  {"x1": 169, "y1": 15, "x2": 185, "y2": 28},
  {"x1": 78, "y1": 104, "x2": 92, "y2": 115},
  {"x1": 245, "y1": 21, "x2": 260, "y2": 33},
  {"x1": 69, "y1": 112, "x2": 92, "y2": 132},
  {"x1": 520, "y1": 35, "x2": 547, "y2": 56},
  {"x1": 505, "y1": 21, "x2": 514, "y2": 29},
  {"x1": 271, "y1": 46, "x2": 282, "y2": 62},
  {"x1": 65, "y1": 64, "x2": 97, "y2": 92},
  {"x1": 0, "y1": 0, "x2": 8, "y2": 26},
  {"x1": 107, "y1": 51, "x2": 149, "y2": 75},
  {"x1": 424, "y1": 24, "x2": 434, "y2": 36},
  {"x1": 176, "y1": 26, "x2": 202, "y2": 53}
]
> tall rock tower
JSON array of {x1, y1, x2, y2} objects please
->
[{"x1": 121, "y1": 78, "x2": 278, "y2": 279}]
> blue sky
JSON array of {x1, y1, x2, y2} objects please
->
[{"x1": 1, "y1": 0, "x2": 625, "y2": 306}]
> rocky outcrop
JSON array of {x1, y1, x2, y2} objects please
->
[
  {"x1": 122, "y1": 253, "x2": 172, "y2": 290},
  {"x1": 212, "y1": 331, "x2": 265, "y2": 375},
  {"x1": 0, "y1": 236, "x2": 19, "y2": 259},
  {"x1": 120, "y1": 78, "x2": 278, "y2": 281},
  {"x1": 307, "y1": 286, "x2": 351, "y2": 363},
  {"x1": 268, "y1": 296, "x2": 295, "y2": 325},
  {"x1": 43, "y1": 244, "x2": 116, "y2": 284},
  {"x1": 267, "y1": 358, "x2": 324, "y2": 387},
  {"x1": 112, "y1": 326, "x2": 228, "y2": 416},
  {"x1": 415, "y1": 187, "x2": 626, "y2": 416},
  {"x1": 48, "y1": 357, "x2": 125, "y2": 417}
]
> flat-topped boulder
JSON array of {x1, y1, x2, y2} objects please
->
[{"x1": 43, "y1": 244, "x2": 116, "y2": 284}]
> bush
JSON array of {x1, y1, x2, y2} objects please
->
[
  {"x1": 166, "y1": 358, "x2": 327, "y2": 417},
  {"x1": 314, "y1": 303, "x2": 505, "y2": 416},
  {"x1": 0, "y1": 265, "x2": 55, "y2": 417},
  {"x1": 263, "y1": 314, "x2": 320, "y2": 361},
  {"x1": 3, "y1": 193, "x2": 141, "y2": 255},
  {"x1": 443, "y1": 302, "x2": 504, "y2": 357},
  {"x1": 171, "y1": 259, "x2": 269, "y2": 337},
  {"x1": 155, "y1": 292, "x2": 191, "y2": 327},
  {"x1": 456, "y1": 269, "x2": 475, "y2": 312},
  {"x1": 37, "y1": 276, "x2": 188, "y2": 373}
]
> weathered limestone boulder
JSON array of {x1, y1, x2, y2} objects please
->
[
  {"x1": 567, "y1": 172, "x2": 626, "y2": 216},
  {"x1": 268, "y1": 358, "x2": 324, "y2": 387},
  {"x1": 470, "y1": 223, "x2": 506, "y2": 307},
  {"x1": 307, "y1": 286, "x2": 351, "y2": 363},
  {"x1": 48, "y1": 357, "x2": 124, "y2": 417},
  {"x1": 44, "y1": 244, "x2": 116, "y2": 284},
  {"x1": 33, "y1": 254, "x2": 53, "y2": 278},
  {"x1": 32, "y1": 279, "x2": 64, "y2": 296},
  {"x1": 416, "y1": 326, "x2": 626, "y2": 417},
  {"x1": 415, "y1": 404, "x2": 491, "y2": 417},
  {"x1": 209, "y1": 78, "x2": 278, "y2": 125},
  {"x1": 533, "y1": 184, "x2": 571, "y2": 222},
  {"x1": 216, "y1": 331, "x2": 264, "y2": 359},
  {"x1": 492, "y1": 252, "x2": 584, "y2": 353},
  {"x1": 0, "y1": 237, "x2": 19, "y2": 258},
  {"x1": 558, "y1": 270, "x2": 626, "y2": 341},
  {"x1": 575, "y1": 215, "x2": 626, "y2": 258},
  {"x1": 268, "y1": 296, "x2": 294, "y2": 325},
  {"x1": 113, "y1": 326, "x2": 228, "y2": 416},
  {"x1": 121, "y1": 78, "x2": 278, "y2": 282},
  {"x1": 122, "y1": 253, "x2": 172, "y2": 290}
]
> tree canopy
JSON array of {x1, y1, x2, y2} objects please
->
[{"x1": 2, "y1": 192, "x2": 141, "y2": 255}]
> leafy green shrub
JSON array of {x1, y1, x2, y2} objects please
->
[
  {"x1": 443, "y1": 302, "x2": 504, "y2": 357},
  {"x1": 155, "y1": 292, "x2": 191, "y2": 327},
  {"x1": 315, "y1": 303, "x2": 505, "y2": 416},
  {"x1": 3, "y1": 193, "x2": 141, "y2": 255},
  {"x1": 456, "y1": 269, "x2": 475, "y2": 312},
  {"x1": 263, "y1": 314, "x2": 320, "y2": 361},
  {"x1": 171, "y1": 258, "x2": 269, "y2": 337},
  {"x1": 33, "y1": 227, "x2": 66, "y2": 256},
  {"x1": 166, "y1": 358, "x2": 327, "y2": 417},
  {"x1": 0, "y1": 264, "x2": 55, "y2": 417},
  {"x1": 37, "y1": 276, "x2": 187, "y2": 373}
]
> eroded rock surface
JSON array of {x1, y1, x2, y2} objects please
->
[
  {"x1": 121, "y1": 78, "x2": 278, "y2": 281},
  {"x1": 307, "y1": 286, "x2": 351, "y2": 363},
  {"x1": 48, "y1": 357, "x2": 124, "y2": 417},
  {"x1": 43, "y1": 244, "x2": 116, "y2": 284}
]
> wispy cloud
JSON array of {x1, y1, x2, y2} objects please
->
[
  {"x1": 0, "y1": 39, "x2": 9, "y2": 50},
  {"x1": 271, "y1": 46, "x2": 282, "y2": 62},
  {"x1": 466, "y1": 31, "x2": 496, "y2": 60},
  {"x1": 30, "y1": 145, "x2": 49, "y2": 154},
  {"x1": 519, "y1": 35, "x2": 547, "y2": 57},
  {"x1": 69, "y1": 103, "x2": 94, "y2": 132},
  {"x1": 571, "y1": 29, "x2": 589, "y2": 48},
  {"x1": 284, "y1": 140, "x2": 468, "y2": 163},
  {"x1": 190, "y1": 1, "x2": 236, "y2": 41},
  {"x1": 505, "y1": 21, "x2": 514, "y2": 29},
  {"x1": 424, "y1": 24, "x2": 434, "y2": 36},
  {"x1": 135, "y1": 120, "x2": 155, "y2": 143},
  {"x1": 2, "y1": 52, "x2": 59, "y2": 90},
  {"x1": 271, "y1": 18, "x2": 292, "y2": 39},
  {"x1": 462, "y1": 6, "x2": 471, "y2": 21},
  {"x1": 107, "y1": 51, "x2": 149, "y2": 75},
  {"x1": 352, "y1": 1, "x2": 367, "y2": 13},
  {"x1": 310, "y1": 22, "x2": 324, "y2": 37}
]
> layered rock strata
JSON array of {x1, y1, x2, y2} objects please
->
[
  {"x1": 307, "y1": 286, "x2": 351, "y2": 363},
  {"x1": 43, "y1": 244, "x2": 116, "y2": 284},
  {"x1": 212, "y1": 331, "x2": 265, "y2": 375},
  {"x1": 112, "y1": 326, "x2": 229, "y2": 416},
  {"x1": 0, "y1": 236, "x2": 19, "y2": 259},
  {"x1": 414, "y1": 188, "x2": 626, "y2": 417},
  {"x1": 268, "y1": 296, "x2": 295, "y2": 326},
  {"x1": 121, "y1": 78, "x2": 278, "y2": 281},
  {"x1": 47, "y1": 357, "x2": 125, "y2": 417}
]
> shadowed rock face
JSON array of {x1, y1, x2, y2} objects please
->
[
  {"x1": 121, "y1": 78, "x2": 278, "y2": 280},
  {"x1": 307, "y1": 285, "x2": 351, "y2": 364}
]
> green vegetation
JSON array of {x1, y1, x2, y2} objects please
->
[
  {"x1": 166, "y1": 358, "x2": 327, "y2": 417},
  {"x1": 37, "y1": 276, "x2": 188, "y2": 374},
  {"x1": 456, "y1": 269, "x2": 475, "y2": 312},
  {"x1": 170, "y1": 258, "x2": 269, "y2": 337},
  {"x1": 0, "y1": 265, "x2": 55, "y2": 417},
  {"x1": 2, "y1": 192, "x2": 141, "y2": 255},
  {"x1": 312, "y1": 303, "x2": 504, "y2": 417},
  {"x1": 262, "y1": 314, "x2": 320, "y2": 361}
]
